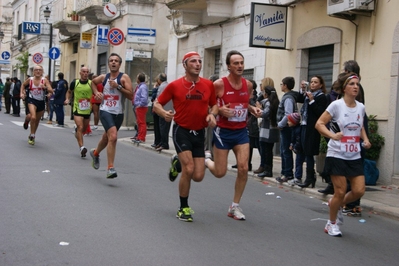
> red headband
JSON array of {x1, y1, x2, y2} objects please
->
[{"x1": 182, "y1": 52, "x2": 200, "y2": 64}]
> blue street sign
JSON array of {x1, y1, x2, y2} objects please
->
[
  {"x1": 127, "y1": 28, "x2": 156, "y2": 36},
  {"x1": 1, "y1": 51, "x2": 11, "y2": 60},
  {"x1": 97, "y1": 25, "x2": 109, "y2": 46},
  {"x1": 49, "y1": 47, "x2": 60, "y2": 60},
  {"x1": 126, "y1": 28, "x2": 156, "y2": 44},
  {"x1": 22, "y1": 21, "x2": 41, "y2": 35}
]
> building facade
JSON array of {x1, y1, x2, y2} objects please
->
[{"x1": 165, "y1": 0, "x2": 399, "y2": 185}]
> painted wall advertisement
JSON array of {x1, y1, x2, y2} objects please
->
[{"x1": 249, "y1": 3, "x2": 287, "y2": 49}]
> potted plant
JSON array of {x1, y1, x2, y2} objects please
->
[
  {"x1": 316, "y1": 136, "x2": 327, "y2": 174},
  {"x1": 68, "y1": 11, "x2": 79, "y2": 21},
  {"x1": 364, "y1": 115, "x2": 385, "y2": 185}
]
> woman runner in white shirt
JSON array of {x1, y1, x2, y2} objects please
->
[{"x1": 316, "y1": 72, "x2": 371, "y2": 237}]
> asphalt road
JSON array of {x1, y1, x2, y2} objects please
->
[{"x1": 1, "y1": 117, "x2": 399, "y2": 266}]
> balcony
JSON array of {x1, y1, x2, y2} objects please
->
[
  {"x1": 165, "y1": 0, "x2": 232, "y2": 25},
  {"x1": 76, "y1": 0, "x2": 116, "y2": 25},
  {"x1": 51, "y1": 0, "x2": 81, "y2": 37}
]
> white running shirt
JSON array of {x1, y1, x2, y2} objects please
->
[{"x1": 326, "y1": 98, "x2": 365, "y2": 160}]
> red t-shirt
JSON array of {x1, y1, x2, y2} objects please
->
[
  {"x1": 157, "y1": 77, "x2": 217, "y2": 130},
  {"x1": 91, "y1": 83, "x2": 104, "y2": 104},
  {"x1": 217, "y1": 77, "x2": 249, "y2": 130}
]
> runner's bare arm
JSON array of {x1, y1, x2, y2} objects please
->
[{"x1": 120, "y1": 74, "x2": 133, "y2": 101}]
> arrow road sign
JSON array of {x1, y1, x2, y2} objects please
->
[
  {"x1": 1, "y1": 51, "x2": 11, "y2": 60},
  {"x1": 126, "y1": 28, "x2": 156, "y2": 44},
  {"x1": 49, "y1": 47, "x2": 60, "y2": 60}
]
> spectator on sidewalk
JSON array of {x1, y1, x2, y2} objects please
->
[
  {"x1": 257, "y1": 86, "x2": 280, "y2": 179},
  {"x1": 11, "y1": 77, "x2": 21, "y2": 117},
  {"x1": 154, "y1": 73, "x2": 170, "y2": 151},
  {"x1": 53, "y1": 72, "x2": 68, "y2": 127},
  {"x1": 133, "y1": 73, "x2": 149, "y2": 143},
  {"x1": 276, "y1": 76, "x2": 299, "y2": 183},
  {"x1": 3, "y1": 77, "x2": 12, "y2": 114},
  {"x1": 0, "y1": 79, "x2": 4, "y2": 111},
  {"x1": 151, "y1": 78, "x2": 161, "y2": 148}
]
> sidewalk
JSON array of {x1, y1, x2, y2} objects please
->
[{"x1": 62, "y1": 118, "x2": 399, "y2": 221}]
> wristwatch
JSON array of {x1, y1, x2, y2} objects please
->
[{"x1": 117, "y1": 85, "x2": 123, "y2": 91}]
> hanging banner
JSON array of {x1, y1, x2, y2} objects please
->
[{"x1": 249, "y1": 3, "x2": 287, "y2": 49}]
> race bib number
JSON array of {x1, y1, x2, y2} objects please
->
[
  {"x1": 103, "y1": 94, "x2": 120, "y2": 110},
  {"x1": 31, "y1": 88, "x2": 42, "y2": 96},
  {"x1": 78, "y1": 99, "x2": 90, "y2": 110},
  {"x1": 228, "y1": 103, "x2": 248, "y2": 122},
  {"x1": 340, "y1": 136, "x2": 360, "y2": 153}
]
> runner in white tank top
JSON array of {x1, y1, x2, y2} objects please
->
[{"x1": 20, "y1": 65, "x2": 53, "y2": 145}]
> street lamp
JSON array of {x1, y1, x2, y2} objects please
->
[{"x1": 43, "y1": 6, "x2": 53, "y2": 80}]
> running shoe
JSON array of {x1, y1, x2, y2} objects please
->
[
  {"x1": 205, "y1": 150, "x2": 212, "y2": 160},
  {"x1": 169, "y1": 154, "x2": 181, "y2": 182},
  {"x1": 93, "y1": 126, "x2": 98, "y2": 130},
  {"x1": 107, "y1": 168, "x2": 117, "y2": 179},
  {"x1": 28, "y1": 135, "x2": 35, "y2": 146},
  {"x1": 342, "y1": 206, "x2": 362, "y2": 217},
  {"x1": 80, "y1": 146, "x2": 87, "y2": 157},
  {"x1": 90, "y1": 148, "x2": 100, "y2": 169},
  {"x1": 23, "y1": 119, "x2": 29, "y2": 130},
  {"x1": 324, "y1": 221, "x2": 342, "y2": 237},
  {"x1": 227, "y1": 205, "x2": 246, "y2": 220},
  {"x1": 176, "y1": 207, "x2": 194, "y2": 222}
]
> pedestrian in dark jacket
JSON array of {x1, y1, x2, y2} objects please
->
[
  {"x1": 12, "y1": 77, "x2": 22, "y2": 116},
  {"x1": 257, "y1": 86, "x2": 280, "y2": 178},
  {"x1": 296, "y1": 75, "x2": 328, "y2": 188},
  {"x1": 54, "y1": 72, "x2": 68, "y2": 126}
]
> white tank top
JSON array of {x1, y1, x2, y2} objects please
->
[
  {"x1": 100, "y1": 73, "x2": 124, "y2": 115},
  {"x1": 28, "y1": 77, "x2": 46, "y2": 101}
]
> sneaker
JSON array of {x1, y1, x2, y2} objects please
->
[
  {"x1": 90, "y1": 148, "x2": 100, "y2": 169},
  {"x1": 324, "y1": 221, "x2": 342, "y2": 237},
  {"x1": 169, "y1": 154, "x2": 181, "y2": 182},
  {"x1": 275, "y1": 175, "x2": 293, "y2": 183},
  {"x1": 53, "y1": 124, "x2": 64, "y2": 127},
  {"x1": 227, "y1": 205, "x2": 246, "y2": 220},
  {"x1": 107, "y1": 168, "x2": 118, "y2": 179},
  {"x1": 287, "y1": 178, "x2": 301, "y2": 186},
  {"x1": 47, "y1": 121, "x2": 52, "y2": 124},
  {"x1": 93, "y1": 126, "x2": 98, "y2": 130},
  {"x1": 28, "y1": 135, "x2": 35, "y2": 146},
  {"x1": 23, "y1": 119, "x2": 29, "y2": 130},
  {"x1": 80, "y1": 146, "x2": 87, "y2": 157},
  {"x1": 176, "y1": 207, "x2": 194, "y2": 222}
]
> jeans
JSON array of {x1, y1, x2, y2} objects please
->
[
  {"x1": 260, "y1": 141, "x2": 274, "y2": 169},
  {"x1": 48, "y1": 100, "x2": 54, "y2": 121},
  {"x1": 280, "y1": 127, "x2": 293, "y2": 177},
  {"x1": 54, "y1": 104, "x2": 65, "y2": 125}
]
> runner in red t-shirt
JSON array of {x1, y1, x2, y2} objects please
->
[{"x1": 154, "y1": 51, "x2": 218, "y2": 222}]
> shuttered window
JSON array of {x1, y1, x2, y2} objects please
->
[{"x1": 308, "y1": 45, "x2": 334, "y2": 91}]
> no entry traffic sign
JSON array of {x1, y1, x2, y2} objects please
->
[
  {"x1": 107, "y1": 28, "x2": 124, "y2": 46},
  {"x1": 32, "y1": 53, "x2": 43, "y2": 64}
]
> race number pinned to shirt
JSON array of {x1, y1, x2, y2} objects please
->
[
  {"x1": 78, "y1": 99, "x2": 90, "y2": 111},
  {"x1": 341, "y1": 136, "x2": 360, "y2": 153},
  {"x1": 103, "y1": 94, "x2": 120, "y2": 111},
  {"x1": 228, "y1": 103, "x2": 248, "y2": 122}
]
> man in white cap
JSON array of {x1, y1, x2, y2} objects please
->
[{"x1": 153, "y1": 51, "x2": 218, "y2": 222}]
